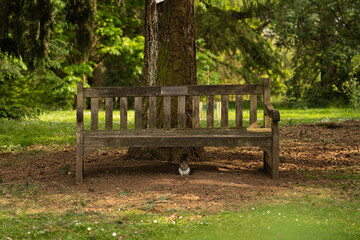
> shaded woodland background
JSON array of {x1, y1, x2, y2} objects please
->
[{"x1": 1, "y1": 0, "x2": 360, "y2": 119}]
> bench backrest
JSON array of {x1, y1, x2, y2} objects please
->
[{"x1": 77, "y1": 78, "x2": 271, "y2": 130}]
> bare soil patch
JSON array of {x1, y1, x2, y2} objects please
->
[{"x1": 0, "y1": 121, "x2": 359, "y2": 213}]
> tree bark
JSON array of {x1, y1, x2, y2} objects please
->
[{"x1": 126, "y1": 0, "x2": 202, "y2": 162}]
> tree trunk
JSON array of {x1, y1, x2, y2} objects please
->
[{"x1": 126, "y1": 0, "x2": 203, "y2": 164}]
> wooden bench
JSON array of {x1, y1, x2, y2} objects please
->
[{"x1": 76, "y1": 79, "x2": 280, "y2": 184}]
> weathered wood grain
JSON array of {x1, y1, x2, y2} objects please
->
[
  {"x1": 250, "y1": 95, "x2": 257, "y2": 126},
  {"x1": 235, "y1": 95, "x2": 243, "y2": 127},
  {"x1": 192, "y1": 96, "x2": 200, "y2": 128},
  {"x1": 83, "y1": 129, "x2": 273, "y2": 148},
  {"x1": 163, "y1": 96, "x2": 171, "y2": 128},
  {"x1": 149, "y1": 97, "x2": 156, "y2": 128},
  {"x1": 105, "y1": 98, "x2": 113, "y2": 130},
  {"x1": 178, "y1": 96, "x2": 186, "y2": 128},
  {"x1": 76, "y1": 82, "x2": 84, "y2": 185},
  {"x1": 207, "y1": 95, "x2": 214, "y2": 128},
  {"x1": 221, "y1": 95, "x2": 229, "y2": 127},
  {"x1": 120, "y1": 97, "x2": 128, "y2": 130},
  {"x1": 91, "y1": 98, "x2": 99, "y2": 130},
  {"x1": 83, "y1": 84, "x2": 263, "y2": 98},
  {"x1": 134, "y1": 97, "x2": 143, "y2": 129},
  {"x1": 263, "y1": 78, "x2": 271, "y2": 128}
]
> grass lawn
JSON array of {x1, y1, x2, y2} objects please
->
[
  {"x1": 0, "y1": 107, "x2": 359, "y2": 239},
  {"x1": 1, "y1": 199, "x2": 358, "y2": 239}
]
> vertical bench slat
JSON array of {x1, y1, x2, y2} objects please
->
[
  {"x1": 250, "y1": 95, "x2": 257, "y2": 126},
  {"x1": 192, "y1": 96, "x2": 200, "y2": 128},
  {"x1": 178, "y1": 96, "x2": 186, "y2": 128},
  {"x1": 149, "y1": 96, "x2": 157, "y2": 128},
  {"x1": 120, "y1": 97, "x2": 128, "y2": 130},
  {"x1": 221, "y1": 95, "x2": 229, "y2": 127},
  {"x1": 163, "y1": 96, "x2": 171, "y2": 128},
  {"x1": 263, "y1": 78, "x2": 271, "y2": 128},
  {"x1": 207, "y1": 95, "x2": 214, "y2": 128},
  {"x1": 91, "y1": 98, "x2": 99, "y2": 130},
  {"x1": 235, "y1": 95, "x2": 243, "y2": 127},
  {"x1": 105, "y1": 98, "x2": 113, "y2": 130},
  {"x1": 134, "y1": 97, "x2": 143, "y2": 129}
]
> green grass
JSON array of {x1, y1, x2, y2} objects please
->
[
  {"x1": 0, "y1": 199, "x2": 358, "y2": 239},
  {"x1": 0, "y1": 106, "x2": 359, "y2": 150}
]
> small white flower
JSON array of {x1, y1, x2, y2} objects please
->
[
  {"x1": 295, "y1": 219, "x2": 299, "y2": 222},
  {"x1": 172, "y1": 221, "x2": 176, "y2": 224},
  {"x1": 240, "y1": 215, "x2": 243, "y2": 218},
  {"x1": 267, "y1": 211, "x2": 270, "y2": 214},
  {"x1": 112, "y1": 232, "x2": 117, "y2": 237},
  {"x1": 251, "y1": 207, "x2": 255, "y2": 210},
  {"x1": 278, "y1": 213, "x2": 281, "y2": 216},
  {"x1": 140, "y1": 220, "x2": 143, "y2": 223},
  {"x1": 27, "y1": 232, "x2": 30, "y2": 234},
  {"x1": 153, "y1": 220, "x2": 158, "y2": 223},
  {"x1": 101, "y1": 229, "x2": 104, "y2": 231},
  {"x1": 95, "y1": 221, "x2": 98, "y2": 224},
  {"x1": 179, "y1": 216, "x2": 183, "y2": 219},
  {"x1": 87, "y1": 227, "x2": 91, "y2": 231}
]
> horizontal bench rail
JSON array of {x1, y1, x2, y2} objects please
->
[{"x1": 83, "y1": 84, "x2": 264, "y2": 98}]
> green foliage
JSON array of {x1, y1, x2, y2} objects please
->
[
  {"x1": 270, "y1": 0, "x2": 360, "y2": 105},
  {"x1": 0, "y1": 0, "x2": 55, "y2": 65},
  {"x1": 195, "y1": 2, "x2": 284, "y2": 88}
]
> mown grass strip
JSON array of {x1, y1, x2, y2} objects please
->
[{"x1": 0, "y1": 200, "x2": 358, "y2": 240}]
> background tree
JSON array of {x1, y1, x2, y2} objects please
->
[{"x1": 269, "y1": 0, "x2": 360, "y2": 106}]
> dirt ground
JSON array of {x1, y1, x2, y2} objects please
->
[{"x1": 0, "y1": 120, "x2": 359, "y2": 213}]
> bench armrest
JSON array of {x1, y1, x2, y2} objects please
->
[{"x1": 264, "y1": 103, "x2": 280, "y2": 122}]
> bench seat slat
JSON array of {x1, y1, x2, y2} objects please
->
[
  {"x1": 83, "y1": 129, "x2": 272, "y2": 148},
  {"x1": 83, "y1": 128, "x2": 272, "y2": 135},
  {"x1": 84, "y1": 138, "x2": 272, "y2": 148}
]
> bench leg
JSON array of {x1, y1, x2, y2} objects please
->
[
  {"x1": 272, "y1": 121, "x2": 280, "y2": 178},
  {"x1": 76, "y1": 133, "x2": 84, "y2": 184},
  {"x1": 263, "y1": 144, "x2": 279, "y2": 178}
]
